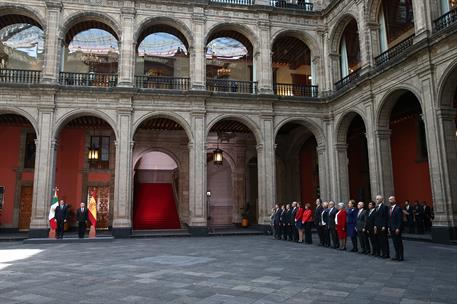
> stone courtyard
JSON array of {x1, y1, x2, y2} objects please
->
[{"x1": 0, "y1": 236, "x2": 455, "y2": 304}]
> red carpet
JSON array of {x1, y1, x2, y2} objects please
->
[{"x1": 133, "y1": 183, "x2": 181, "y2": 230}]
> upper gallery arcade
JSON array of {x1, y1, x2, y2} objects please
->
[{"x1": 1, "y1": 0, "x2": 457, "y2": 243}]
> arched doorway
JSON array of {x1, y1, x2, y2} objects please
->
[
  {"x1": 61, "y1": 19, "x2": 119, "y2": 87},
  {"x1": 377, "y1": 0, "x2": 414, "y2": 53},
  {"x1": 0, "y1": 113, "x2": 36, "y2": 230},
  {"x1": 346, "y1": 114, "x2": 371, "y2": 202},
  {"x1": 132, "y1": 116, "x2": 190, "y2": 230},
  {"x1": 275, "y1": 121, "x2": 320, "y2": 204},
  {"x1": 272, "y1": 34, "x2": 316, "y2": 97},
  {"x1": 207, "y1": 118, "x2": 258, "y2": 227},
  {"x1": 205, "y1": 26, "x2": 255, "y2": 93},
  {"x1": 133, "y1": 151, "x2": 181, "y2": 230},
  {"x1": 379, "y1": 90, "x2": 433, "y2": 214},
  {"x1": 135, "y1": 22, "x2": 190, "y2": 90},
  {"x1": 54, "y1": 115, "x2": 116, "y2": 231},
  {"x1": 0, "y1": 13, "x2": 44, "y2": 83}
]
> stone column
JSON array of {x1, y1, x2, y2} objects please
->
[
  {"x1": 320, "y1": 30, "x2": 332, "y2": 94},
  {"x1": 118, "y1": 4, "x2": 136, "y2": 87},
  {"x1": 112, "y1": 111, "x2": 133, "y2": 237},
  {"x1": 316, "y1": 144, "x2": 330, "y2": 201},
  {"x1": 368, "y1": 23, "x2": 380, "y2": 62},
  {"x1": 329, "y1": 53, "x2": 339, "y2": 91},
  {"x1": 412, "y1": 0, "x2": 431, "y2": 41},
  {"x1": 420, "y1": 73, "x2": 457, "y2": 242},
  {"x1": 41, "y1": 1, "x2": 63, "y2": 84},
  {"x1": 363, "y1": 98, "x2": 380, "y2": 198},
  {"x1": 188, "y1": 110, "x2": 207, "y2": 234},
  {"x1": 374, "y1": 128, "x2": 394, "y2": 198},
  {"x1": 323, "y1": 115, "x2": 337, "y2": 199},
  {"x1": 190, "y1": 8, "x2": 206, "y2": 91},
  {"x1": 433, "y1": 108, "x2": 457, "y2": 242},
  {"x1": 29, "y1": 109, "x2": 55, "y2": 237},
  {"x1": 334, "y1": 143, "x2": 349, "y2": 203},
  {"x1": 257, "y1": 16, "x2": 273, "y2": 94},
  {"x1": 356, "y1": 0, "x2": 371, "y2": 69}
]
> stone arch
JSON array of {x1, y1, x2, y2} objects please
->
[
  {"x1": 437, "y1": 58, "x2": 457, "y2": 108},
  {"x1": 335, "y1": 109, "x2": 368, "y2": 144},
  {"x1": 367, "y1": 0, "x2": 383, "y2": 24},
  {"x1": 270, "y1": 29, "x2": 320, "y2": 57},
  {"x1": 133, "y1": 146, "x2": 182, "y2": 172},
  {"x1": 61, "y1": 11, "x2": 121, "y2": 44},
  {"x1": 134, "y1": 16, "x2": 194, "y2": 50},
  {"x1": 329, "y1": 13, "x2": 360, "y2": 54},
  {"x1": 132, "y1": 112, "x2": 193, "y2": 143},
  {"x1": 53, "y1": 109, "x2": 119, "y2": 140},
  {"x1": 0, "y1": 107, "x2": 39, "y2": 135},
  {"x1": 274, "y1": 116, "x2": 325, "y2": 147},
  {"x1": 205, "y1": 22, "x2": 259, "y2": 53},
  {"x1": 206, "y1": 114, "x2": 262, "y2": 145},
  {"x1": 0, "y1": 4, "x2": 47, "y2": 32},
  {"x1": 377, "y1": 85, "x2": 424, "y2": 130}
]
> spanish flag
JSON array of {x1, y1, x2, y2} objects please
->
[{"x1": 88, "y1": 189, "x2": 97, "y2": 228}]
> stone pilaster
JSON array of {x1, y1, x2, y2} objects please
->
[
  {"x1": 363, "y1": 97, "x2": 380, "y2": 198},
  {"x1": 112, "y1": 111, "x2": 133, "y2": 237},
  {"x1": 257, "y1": 17, "x2": 273, "y2": 94},
  {"x1": 188, "y1": 110, "x2": 207, "y2": 231},
  {"x1": 374, "y1": 128, "x2": 394, "y2": 198},
  {"x1": 41, "y1": 1, "x2": 63, "y2": 84},
  {"x1": 334, "y1": 143, "x2": 349, "y2": 203},
  {"x1": 316, "y1": 144, "x2": 329, "y2": 201},
  {"x1": 259, "y1": 114, "x2": 275, "y2": 224},
  {"x1": 323, "y1": 115, "x2": 337, "y2": 199},
  {"x1": 117, "y1": 3, "x2": 136, "y2": 87},
  {"x1": 412, "y1": 0, "x2": 431, "y2": 41},
  {"x1": 356, "y1": 0, "x2": 371, "y2": 69},
  {"x1": 190, "y1": 8, "x2": 206, "y2": 91},
  {"x1": 367, "y1": 22, "x2": 380, "y2": 60},
  {"x1": 29, "y1": 109, "x2": 55, "y2": 237}
]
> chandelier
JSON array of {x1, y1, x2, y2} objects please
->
[{"x1": 217, "y1": 66, "x2": 231, "y2": 77}]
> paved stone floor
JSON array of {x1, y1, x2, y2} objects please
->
[{"x1": 0, "y1": 235, "x2": 456, "y2": 304}]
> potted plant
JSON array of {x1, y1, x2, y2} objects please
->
[{"x1": 240, "y1": 204, "x2": 250, "y2": 228}]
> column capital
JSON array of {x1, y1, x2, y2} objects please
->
[
  {"x1": 45, "y1": 0, "x2": 63, "y2": 10},
  {"x1": 334, "y1": 143, "x2": 347, "y2": 152},
  {"x1": 375, "y1": 128, "x2": 391, "y2": 138},
  {"x1": 256, "y1": 144, "x2": 264, "y2": 151},
  {"x1": 436, "y1": 107, "x2": 457, "y2": 120}
]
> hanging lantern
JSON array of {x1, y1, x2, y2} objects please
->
[
  {"x1": 213, "y1": 147, "x2": 223, "y2": 165},
  {"x1": 88, "y1": 145, "x2": 99, "y2": 161}
]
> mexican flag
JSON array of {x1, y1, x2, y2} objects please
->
[
  {"x1": 48, "y1": 189, "x2": 58, "y2": 230},
  {"x1": 88, "y1": 189, "x2": 97, "y2": 228}
]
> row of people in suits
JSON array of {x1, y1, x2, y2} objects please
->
[
  {"x1": 54, "y1": 200, "x2": 89, "y2": 239},
  {"x1": 270, "y1": 202, "x2": 314, "y2": 244},
  {"x1": 403, "y1": 200, "x2": 433, "y2": 234},
  {"x1": 314, "y1": 195, "x2": 404, "y2": 261}
]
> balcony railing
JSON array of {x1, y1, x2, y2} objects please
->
[
  {"x1": 59, "y1": 72, "x2": 118, "y2": 87},
  {"x1": 0, "y1": 69, "x2": 41, "y2": 84},
  {"x1": 273, "y1": 83, "x2": 318, "y2": 97},
  {"x1": 207, "y1": 79, "x2": 258, "y2": 94},
  {"x1": 210, "y1": 0, "x2": 253, "y2": 5},
  {"x1": 135, "y1": 76, "x2": 190, "y2": 90},
  {"x1": 334, "y1": 68, "x2": 362, "y2": 90},
  {"x1": 374, "y1": 34, "x2": 415, "y2": 67},
  {"x1": 270, "y1": 0, "x2": 313, "y2": 11},
  {"x1": 434, "y1": 7, "x2": 457, "y2": 32}
]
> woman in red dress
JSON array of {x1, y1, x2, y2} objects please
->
[{"x1": 336, "y1": 202, "x2": 347, "y2": 250}]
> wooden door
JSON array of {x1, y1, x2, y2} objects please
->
[{"x1": 18, "y1": 185, "x2": 33, "y2": 230}]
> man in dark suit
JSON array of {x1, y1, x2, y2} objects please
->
[
  {"x1": 356, "y1": 201, "x2": 369, "y2": 254},
  {"x1": 314, "y1": 199, "x2": 324, "y2": 246},
  {"x1": 328, "y1": 201, "x2": 339, "y2": 249},
  {"x1": 273, "y1": 204, "x2": 281, "y2": 239},
  {"x1": 366, "y1": 201, "x2": 378, "y2": 256},
  {"x1": 290, "y1": 202, "x2": 298, "y2": 242},
  {"x1": 374, "y1": 195, "x2": 390, "y2": 258},
  {"x1": 76, "y1": 202, "x2": 89, "y2": 239},
  {"x1": 388, "y1": 196, "x2": 404, "y2": 261},
  {"x1": 54, "y1": 200, "x2": 68, "y2": 239},
  {"x1": 321, "y1": 202, "x2": 330, "y2": 247}
]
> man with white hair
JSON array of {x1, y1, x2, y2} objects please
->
[
  {"x1": 388, "y1": 196, "x2": 404, "y2": 261},
  {"x1": 374, "y1": 195, "x2": 390, "y2": 258},
  {"x1": 328, "y1": 201, "x2": 339, "y2": 249}
]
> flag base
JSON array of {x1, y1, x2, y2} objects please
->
[
  {"x1": 48, "y1": 229, "x2": 56, "y2": 239},
  {"x1": 89, "y1": 226, "x2": 96, "y2": 238}
]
